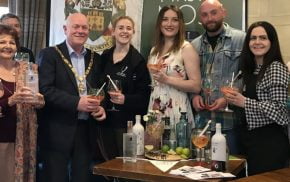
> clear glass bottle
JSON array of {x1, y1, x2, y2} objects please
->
[
  {"x1": 176, "y1": 112, "x2": 189, "y2": 148},
  {"x1": 123, "y1": 121, "x2": 137, "y2": 163},
  {"x1": 25, "y1": 62, "x2": 39, "y2": 94},
  {"x1": 168, "y1": 123, "x2": 177, "y2": 150}
]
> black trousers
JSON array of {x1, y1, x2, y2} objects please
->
[
  {"x1": 41, "y1": 121, "x2": 92, "y2": 182},
  {"x1": 240, "y1": 123, "x2": 290, "y2": 175}
]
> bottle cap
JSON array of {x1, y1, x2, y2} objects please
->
[
  {"x1": 135, "y1": 115, "x2": 141, "y2": 122},
  {"x1": 216, "y1": 123, "x2": 222, "y2": 129},
  {"x1": 127, "y1": 121, "x2": 133, "y2": 133}
]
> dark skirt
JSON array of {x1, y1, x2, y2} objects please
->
[
  {"x1": 95, "y1": 126, "x2": 125, "y2": 161},
  {"x1": 240, "y1": 123, "x2": 290, "y2": 175}
]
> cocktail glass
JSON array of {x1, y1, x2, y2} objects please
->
[
  {"x1": 107, "y1": 80, "x2": 122, "y2": 111},
  {"x1": 88, "y1": 88, "x2": 105, "y2": 112},
  {"x1": 147, "y1": 62, "x2": 163, "y2": 87},
  {"x1": 192, "y1": 129, "x2": 209, "y2": 164},
  {"x1": 220, "y1": 79, "x2": 240, "y2": 112}
]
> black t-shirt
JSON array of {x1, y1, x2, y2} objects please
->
[{"x1": 207, "y1": 33, "x2": 220, "y2": 50}]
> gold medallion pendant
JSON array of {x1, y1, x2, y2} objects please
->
[
  {"x1": 78, "y1": 82, "x2": 85, "y2": 94},
  {"x1": 55, "y1": 46, "x2": 94, "y2": 95}
]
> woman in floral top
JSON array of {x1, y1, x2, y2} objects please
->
[{"x1": 147, "y1": 5, "x2": 201, "y2": 125}]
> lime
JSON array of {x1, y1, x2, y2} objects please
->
[
  {"x1": 175, "y1": 147, "x2": 183, "y2": 155},
  {"x1": 161, "y1": 145, "x2": 170, "y2": 153},
  {"x1": 180, "y1": 154, "x2": 189, "y2": 159},
  {"x1": 182, "y1": 148, "x2": 190, "y2": 157},
  {"x1": 167, "y1": 149, "x2": 176, "y2": 155}
]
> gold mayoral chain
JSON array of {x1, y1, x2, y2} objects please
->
[{"x1": 55, "y1": 46, "x2": 93, "y2": 94}]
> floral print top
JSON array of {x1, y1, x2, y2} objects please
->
[{"x1": 148, "y1": 41, "x2": 194, "y2": 126}]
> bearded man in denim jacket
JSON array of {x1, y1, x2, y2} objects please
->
[{"x1": 191, "y1": 0, "x2": 246, "y2": 154}]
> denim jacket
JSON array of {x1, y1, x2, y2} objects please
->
[{"x1": 191, "y1": 24, "x2": 245, "y2": 130}]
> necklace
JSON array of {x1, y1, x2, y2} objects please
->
[{"x1": 55, "y1": 46, "x2": 93, "y2": 94}]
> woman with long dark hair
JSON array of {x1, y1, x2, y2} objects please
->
[{"x1": 225, "y1": 21, "x2": 290, "y2": 175}]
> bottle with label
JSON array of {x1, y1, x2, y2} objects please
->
[
  {"x1": 168, "y1": 123, "x2": 177, "y2": 150},
  {"x1": 176, "y1": 112, "x2": 189, "y2": 148},
  {"x1": 25, "y1": 62, "x2": 39, "y2": 94},
  {"x1": 211, "y1": 123, "x2": 226, "y2": 171},
  {"x1": 123, "y1": 121, "x2": 137, "y2": 163},
  {"x1": 132, "y1": 115, "x2": 144, "y2": 156},
  {"x1": 162, "y1": 117, "x2": 171, "y2": 145}
]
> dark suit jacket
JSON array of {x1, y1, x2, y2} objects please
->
[{"x1": 38, "y1": 41, "x2": 103, "y2": 153}]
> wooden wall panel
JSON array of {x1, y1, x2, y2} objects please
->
[{"x1": 248, "y1": 0, "x2": 290, "y2": 63}]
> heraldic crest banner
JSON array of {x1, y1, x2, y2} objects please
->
[{"x1": 50, "y1": 0, "x2": 143, "y2": 52}]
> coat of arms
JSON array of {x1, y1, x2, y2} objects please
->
[{"x1": 64, "y1": 0, "x2": 126, "y2": 52}]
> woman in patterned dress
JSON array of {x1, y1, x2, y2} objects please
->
[
  {"x1": 224, "y1": 21, "x2": 290, "y2": 175},
  {"x1": 147, "y1": 5, "x2": 201, "y2": 125},
  {"x1": 0, "y1": 24, "x2": 44, "y2": 182}
]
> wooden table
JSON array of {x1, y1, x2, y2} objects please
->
[
  {"x1": 231, "y1": 168, "x2": 290, "y2": 182},
  {"x1": 93, "y1": 158, "x2": 246, "y2": 182}
]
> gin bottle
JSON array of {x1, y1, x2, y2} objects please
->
[
  {"x1": 132, "y1": 115, "x2": 144, "y2": 156},
  {"x1": 168, "y1": 123, "x2": 177, "y2": 150},
  {"x1": 123, "y1": 121, "x2": 137, "y2": 163},
  {"x1": 25, "y1": 62, "x2": 39, "y2": 94},
  {"x1": 162, "y1": 117, "x2": 171, "y2": 145},
  {"x1": 176, "y1": 112, "x2": 189, "y2": 148}
]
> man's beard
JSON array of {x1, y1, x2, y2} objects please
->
[{"x1": 203, "y1": 20, "x2": 223, "y2": 33}]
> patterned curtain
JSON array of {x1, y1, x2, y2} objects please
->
[{"x1": 8, "y1": 0, "x2": 47, "y2": 57}]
